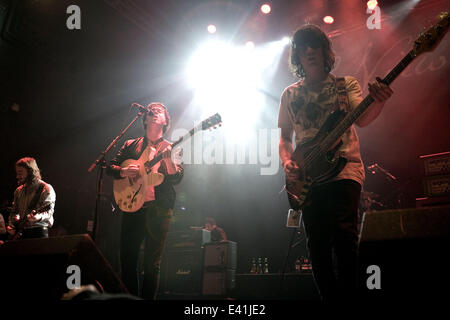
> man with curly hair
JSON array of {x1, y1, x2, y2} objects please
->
[{"x1": 278, "y1": 24, "x2": 393, "y2": 302}]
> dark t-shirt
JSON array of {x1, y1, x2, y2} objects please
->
[{"x1": 210, "y1": 226, "x2": 227, "y2": 242}]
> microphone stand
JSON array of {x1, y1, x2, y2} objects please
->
[
  {"x1": 280, "y1": 211, "x2": 304, "y2": 297},
  {"x1": 368, "y1": 163, "x2": 397, "y2": 182},
  {"x1": 87, "y1": 107, "x2": 147, "y2": 242}
]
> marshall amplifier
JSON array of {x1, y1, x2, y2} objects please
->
[
  {"x1": 423, "y1": 174, "x2": 450, "y2": 197},
  {"x1": 420, "y1": 151, "x2": 450, "y2": 176},
  {"x1": 165, "y1": 229, "x2": 211, "y2": 250},
  {"x1": 159, "y1": 229, "x2": 211, "y2": 297},
  {"x1": 159, "y1": 248, "x2": 204, "y2": 296}
]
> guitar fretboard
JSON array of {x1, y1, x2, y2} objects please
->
[
  {"x1": 317, "y1": 50, "x2": 416, "y2": 158},
  {"x1": 143, "y1": 124, "x2": 202, "y2": 171}
]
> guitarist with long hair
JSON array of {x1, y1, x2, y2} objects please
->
[
  {"x1": 278, "y1": 24, "x2": 393, "y2": 302},
  {"x1": 7, "y1": 157, "x2": 56, "y2": 239},
  {"x1": 107, "y1": 102, "x2": 183, "y2": 300}
]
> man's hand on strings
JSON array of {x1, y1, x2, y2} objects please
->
[
  {"x1": 120, "y1": 164, "x2": 140, "y2": 178},
  {"x1": 369, "y1": 77, "x2": 394, "y2": 104},
  {"x1": 283, "y1": 160, "x2": 302, "y2": 180}
]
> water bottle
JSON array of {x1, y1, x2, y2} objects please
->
[
  {"x1": 257, "y1": 257, "x2": 263, "y2": 274},
  {"x1": 263, "y1": 257, "x2": 269, "y2": 274},
  {"x1": 295, "y1": 257, "x2": 301, "y2": 273},
  {"x1": 250, "y1": 258, "x2": 257, "y2": 274}
]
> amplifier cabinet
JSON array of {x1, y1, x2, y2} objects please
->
[
  {"x1": 423, "y1": 174, "x2": 450, "y2": 197},
  {"x1": 165, "y1": 229, "x2": 211, "y2": 250},
  {"x1": 202, "y1": 269, "x2": 236, "y2": 296},
  {"x1": 159, "y1": 248, "x2": 204, "y2": 296},
  {"x1": 204, "y1": 241, "x2": 237, "y2": 269},
  {"x1": 420, "y1": 151, "x2": 450, "y2": 176},
  {"x1": 202, "y1": 241, "x2": 237, "y2": 296}
]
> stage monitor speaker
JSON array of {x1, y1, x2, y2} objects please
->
[
  {"x1": 0, "y1": 234, "x2": 127, "y2": 300},
  {"x1": 361, "y1": 205, "x2": 450, "y2": 241},
  {"x1": 359, "y1": 206, "x2": 450, "y2": 301},
  {"x1": 159, "y1": 248, "x2": 204, "y2": 297}
]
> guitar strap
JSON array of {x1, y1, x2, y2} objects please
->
[
  {"x1": 27, "y1": 182, "x2": 45, "y2": 212},
  {"x1": 336, "y1": 77, "x2": 350, "y2": 112}
]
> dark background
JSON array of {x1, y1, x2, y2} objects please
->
[{"x1": 1, "y1": 0, "x2": 449, "y2": 274}]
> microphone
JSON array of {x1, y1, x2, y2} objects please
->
[{"x1": 132, "y1": 103, "x2": 153, "y2": 115}]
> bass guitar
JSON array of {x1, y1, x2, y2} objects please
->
[
  {"x1": 286, "y1": 12, "x2": 449, "y2": 210},
  {"x1": 113, "y1": 113, "x2": 222, "y2": 212}
]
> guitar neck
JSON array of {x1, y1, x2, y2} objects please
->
[
  {"x1": 322, "y1": 50, "x2": 416, "y2": 150},
  {"x1": 16, "y1": 204, "x2": 51, "y2": 226},
  {"x1": 145, "y1": 127, "x2": 197, "y2": 169}
]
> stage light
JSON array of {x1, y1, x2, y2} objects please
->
[
  {"x1": 245, "y1": 41, "x2": 255, "y2": 50},
  {"x1": 186, "y1": 39, "x2": 287, "y2": 141},
  {"x1": 186, "y1": 41, "x2": 261, "y2": 138},
  {"x1": 323, "y1": 16, "x2": 334, "y2": 24},
  {"x1": 281, "y1": 37, "x2": 290, "y2": 45},
  {"x1": 261, "y1": 3, "x2": 271, "y2": 14},
  {"x1": 367, "y1": 0, "x2": 378, "y2": 10},
  {"x1": 207, "y1": 24, "x2": 217, "y2": 34}
]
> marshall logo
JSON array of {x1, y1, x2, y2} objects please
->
[{"x1": 176, "y1": 269, "x2": 191, "y2": 275}]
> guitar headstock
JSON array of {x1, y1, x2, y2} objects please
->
[
  {"x1": 413, "y1": 12, "x2": 449, "y2": 56},
  {"x1": 201, "y1": 113, "x2": 222, "y2": 131}
]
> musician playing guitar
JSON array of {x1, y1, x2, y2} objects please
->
[
  {"x1": 278, "y1": 25, "x2": 393, "y2": 302},
  {"x1": 107, "y1": 102, "x2": 183, "y2": 300},
  {"x1": 7, "y1": 157, "x2": 56, "y2": 239}
]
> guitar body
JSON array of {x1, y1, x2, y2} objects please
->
[
  {"x1": 9, "y1": 203, "x2": 52, "y2": 240},
  {"x1": 112, "y1": 113, "x2": 222, "y2": 213},
  {"x1": 286, "y1": 109, "x2": 348, "y2": 210},
  {"x1": 113, "y1": 146, "x2": 164, "y2": 213}
]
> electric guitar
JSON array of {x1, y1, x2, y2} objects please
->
[
  {"x1": 9, "y1": 203, "x2": 52, "y2": 240},
  {"x1": 286, "y1": 12, "x2": 449, "y2": 211},
  {"x1": 113, "y1": 113, "x2": 222, "y2": 212}
]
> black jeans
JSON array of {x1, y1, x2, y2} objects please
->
[
  {"x1": 302, "y1": 179, "x2": 361, "y2": 302},
  {"x1": 120, "y1": 201, "x2": 172, "y2": 299}
]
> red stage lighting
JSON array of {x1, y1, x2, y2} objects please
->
[
  {"x1": 261, "y1": 4, "x2": 271, "y2": 14},
  {"x1": 367, "y1": 0, "x2": 378, "y2": 10},
  {"x1": 323, "y1": 16, "x2": 334, "y2": 24}
]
